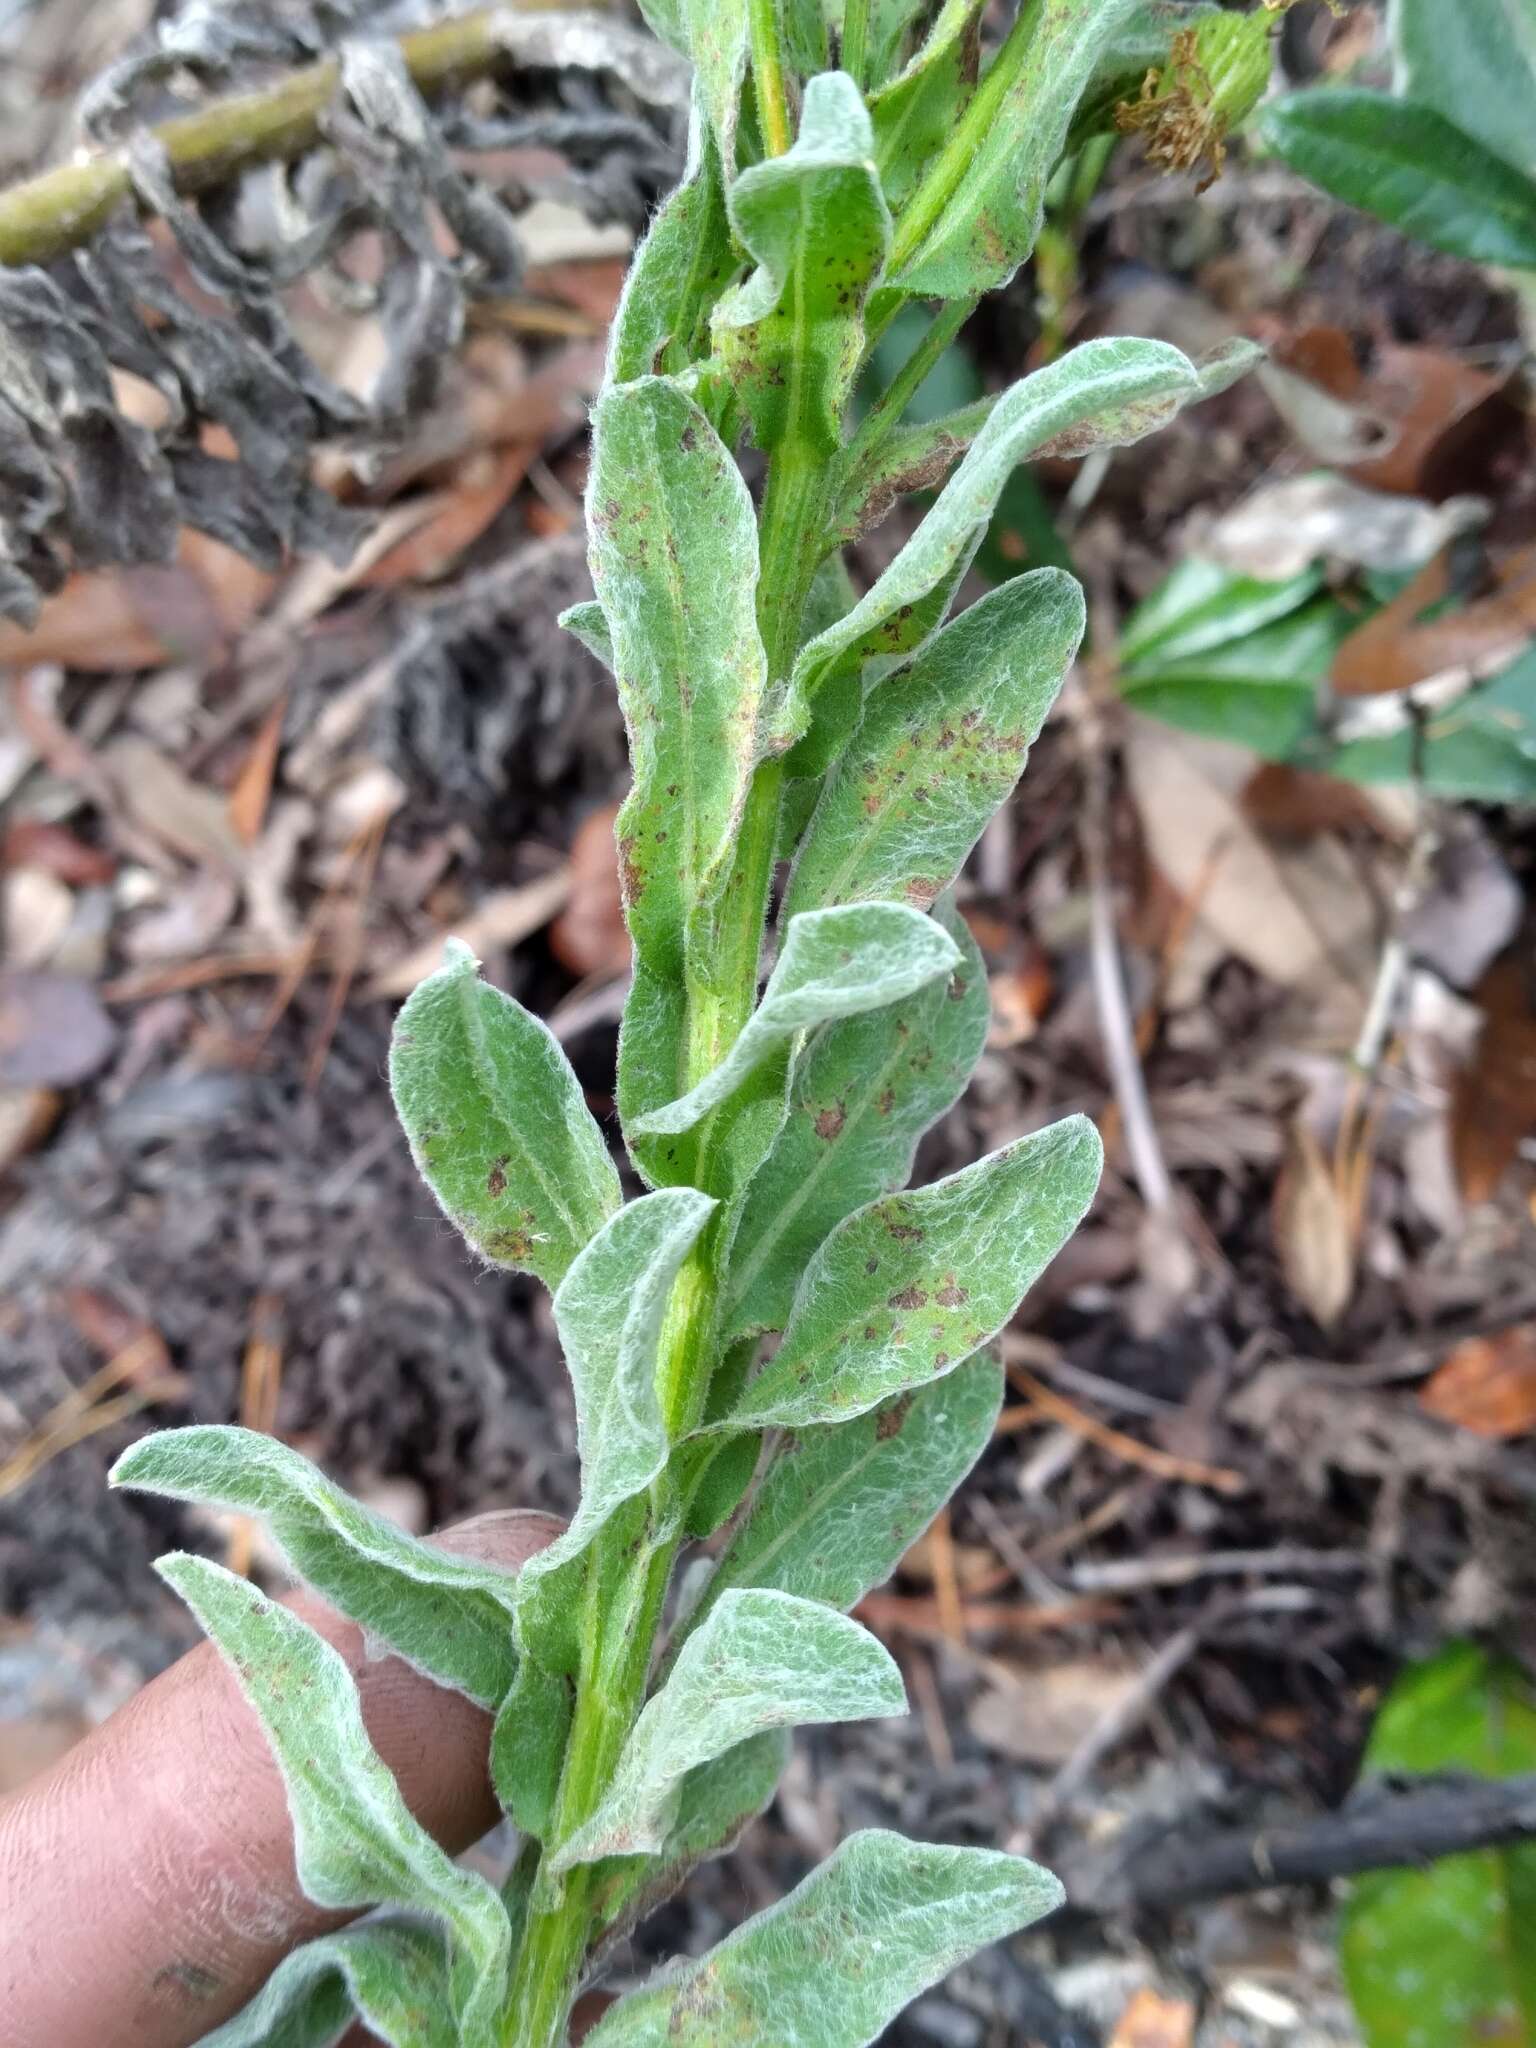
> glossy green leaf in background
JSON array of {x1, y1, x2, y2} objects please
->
[
  {"x1": 783, "y1": 568, "x2": 1083, "y2": 921},
  {"x1": 584, "y1": 1829, "x2": 1063, "y2": 2047},
  {"x1": 1259, "y1": 91, "x2": 1536, "y2": 270},
  {"x1": 713, "y1": 71, "x2": 891, "y2": 456},
  {"x1": 159, "y1": 1555, "x2": 511, "y2": 2042},
  {"x1": 726, "y1": 900, "x2": 986, "y2": 1340},
  {"x1": 1391, "y1": 0, "x2": 1536, "y2": 179},
  {"x1": 1341, "y1": 1640, "x2": 1536, "y2": 2048},
  {"x1": 550, "y1": 1589, "x2": 904, "y2": 1869},
  {"x1": 729, "y1": 1115, "x2": 1102, "y2": 1429},
  {"x1": 389, "y1": 940, "x2": 620, "y2": 1289},
  {"x1": 112, "y1": 1426, "x2": 521, "y2": 1707},
  {"x1": 703, "y1": 1351, "x2": 1003, "y2": 1615},
  {"x1": 202, "y1": 1921, "x2": 456, "y2": 2048}
]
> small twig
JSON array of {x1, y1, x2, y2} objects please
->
[
  {"x1": 0, "y1": 2, "x2": 588, "y2": 267},
  {"x1": 1066, "y1": 1546, "x2": 1370, "y2": 1595},
  {"x1": 1006, "y1": 1366, "x2": 1246, "y2": 1495},
  {"x1": 1095, "y1": 1771, "x2": 1536, "y2": 1916}
]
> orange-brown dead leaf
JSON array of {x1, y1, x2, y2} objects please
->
[
  {"x1": 549, "y1": 802, "x2": 631, "y2": 981},
  {"x1": 1108, "y1": 1989, "x2": 1197, "y2": 2048},
  {"x1": 1, "y1": 819, "x2": 117, "y2": 886},
  {"x1": 1272, "y1": 1117, "x2": 1355, "y2": 1328},
  {"x1": 1332, "y1": 542, "x2": 1536, "y2": 698},
  {"x1": 1450, "y1": 950, "x2": 1536, "y2": 1204},
  {"x1": 358, "y1": 444, "x2": 533, "y2": 589},
  {"x1": 228, "y1": 694, "x2": 288, "y2": 848},
  {"x1": 1239, "y1": 761, "x2": 1406, "y2": 843},
  {"x1": 1420, "y1": 1326, "x2": 1536, "y2": 1439}
]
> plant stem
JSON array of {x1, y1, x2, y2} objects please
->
[
  {"x1": 839, "y1": 0, "x2": 872, "y2": 88},
  {"x1": 886, "y1": 0, "x2": 1038, "y2": 279},
  {"x1": 0, "y1": 0, "x2": 583, "y2": 268},
  {"x1": 748, "y1": 0, "x2": 794, "y2": 157},
  {"x1": 841, "y1": 294, "x2": 979, "y2": 479}
]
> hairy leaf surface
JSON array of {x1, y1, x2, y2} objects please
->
[
  {"x1": 888, "y1": 0, "x2": 1141, "y2": 297},
  {"x1": 200, "y1": 1920, "x2": 454, "y2": 2048},
  {"x1": 610, "y1": 107, "x2": 736, "y2": 383},
  {"x1": 728, "y1": 1116, "x2": 1103, "y2": 1428},
  {"x1": 550, "y1": 1589, "x2": 904, "y2": 1869},
  {"x1": 112, "y1": 1427, "x2": 520, "y2": 1707},
  {"x1": 713, "y1": 71, "x2": 890, "y2": 455},
  {"x1": 1259, "y1": 92, "x2": 1536, "y2": 269},
  {"x1": 633, "y1": 901, "x2": 960, "y2": 1138},
  {"x1": 514, "y1": 1190, "x2": 716, "y2": 1644},
  {"x1": 159, "y1": 1555, "x2": 510, "y2": 2040},
  {"x1": 584, "y1": 1829, "x2": 1064, "y2": 2046},
  {"x1": 784, "y1": 570, "x2": 1083, "y2": 921},
  {"x1": 389, "y1": 939, "x2": 620, "y2": 1289},
  {"x1": 726, "y1": 902, "x2": 986, "y2": 1339},
  {"x1": 869, "y1": 0, "x2": 985, "y2": 211},
  {"x1": 589, "y1": 377, "x2": 766, "y2": 982},
  {"x1": 704, "y1": 1352, "x2": 1003, "y2": 1614},
  {"x1": 791, "y1": 336, "x2": 1258, "y2": 728}
]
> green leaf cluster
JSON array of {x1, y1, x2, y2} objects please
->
[
  {"x1": 109, "y1": 5, "x2": 1263, "y2": 2044},
  {"x1": 1259, "y1": 0, "x2": 1536, "y2": 270}
]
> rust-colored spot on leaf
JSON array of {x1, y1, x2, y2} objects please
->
[
  {"x1": 814, "y1": 1103, "x2": 846, "y2": 1140},
  {"x1": 888, "y1": 1285, "x2": 929, "y2": 1311}
]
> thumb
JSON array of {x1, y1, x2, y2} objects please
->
[{"x1": 0, "y1": 1507, "x2": 561, "y2": 2048}]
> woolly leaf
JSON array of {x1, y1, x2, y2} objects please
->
[
  {"x1": 491, "y1": 1653, "x2": 572, "y2": 1840},
  {"x1": 559, "y1": 598, "x2": 614, "y2": 672},
  {"x1": 199, "y1": 1920, "x2": 455, "y2": 2048},
  {"x1": 888, "y1": 0, "x2": 1141, "y2": 297},
  {"x1": 728, "y1": 1117, "x2": 1102, "y2": 1429},
  {"x1": 789, "y1": 335, "x2": 1259, "y2": 731},
  {"x1": 869, "y1": 0, "x2": 986, "y2": 211},
  {"x1": 584, "y1": 1828, "x2": 1064, "y2": 2047},
  {"x1": 713, "y1": 71, "x2": 891, "y2": 455},
  {"x1": 389, "y1": 940, "x2": 621, "y2": 1289},
  {"x1": 609, "y1": 106, "x2": 736, "y2": 383},
  {"x1": 157, "y1": 1555, "x2": 510, "y2": 2042},
  {"x1": 784, "y1": 570, "x2": 1083, "y2": 921},
  {"x1": 514, "y1": 1189, "x2": 717, "y2": 1648},
  {"x1": 111, "y1": 1427, "x2": 519, "y2": 1707},
  {"x1": 633, "y1": 902, "x2": 960, "y2": 1140},
  {"x1": 726, "y1": 901, "x2": 986, "y2": 1340},
  {"x1": 549, "y1": 1589, "x2": 904, "y2": 1870}
]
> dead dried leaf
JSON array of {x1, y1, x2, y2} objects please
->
[
  {"x1": 1, "y1": 820, "x2": 116, "y2": 886},
  {"x1": 364, "y1": 870, "x2": 572, "y2": 998},
  {"x1": 228, "y1": 694, "x2": 288, "y2": 848},
  {"x1": 1349, "y1": 345, "x2": 1520, "y2": 501},
  {"x1": 121, "y1": 870, "x2": 240, "y2": 964},
  {"x1": 1205, "y1": 474, "x2": 1484, "y2": 583},
  {"x1": 1273, "y1": 1117, "x2": 1355, "y2": 1328},
  {"x1": 1420, "y1": 1326, "x2": 1536, "y2": 1439},
  {"x1": 61, "y1": 1288, "x2": 175, "y2": 1391},
  {"x1": 2, "y1": 867, "x2": 74, "y2": 969},
  {"x1": 1450, "y1": 951, "x2": 1536, "y2": 1204},
  {"x1": 549, "y1": 801, "x2": 630, "y2": 980},
  {"x1": 1332, "y1": 542, "x2": 1536, "y2": 699},
  {"x1": 0, "y1": 972, "x2": 117, "y2": 1087},
  {"x1": 0, "y1": 1084, "x2": 61, "y2": 1175},
  {"x1": 106, "y1": 736, "x2": 246, "y2": 871},
  {"x1": 968, "y1": 1659, "x2": 1143, "y2": 1765},
  {"x1": 1240, "y1": 762, "x2": 1408, "y2": 843},
  {"x1": 1108, "y1": 1989, "x2": 1197, "y2": 2048},
  {"x1": 358, "y1": 444, "x2": 533, "y2": 589}
]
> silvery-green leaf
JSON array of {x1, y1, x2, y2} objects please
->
[
  {"x1": 559, "y1": 598, "x2": 613, "y2": 673},
  {"x1": 888, "y1": 0, "x2": 1141, "y2": 297},
  {"x1": 111, "y1": 1427, "x2": 519, "y2": 1707},
  {"x1": 833, "y1": 396, "x2": 994, "y2": 548},
  {"x1": 515, "y1": 1189, "x2": 717, "y2": 1642},
  {"x1": 633, "y1": 902, "x2": 960, "y2": 1140},
  {"x1": 588, "y1": 376, "x2": 765, "y2": 988},
  {"x1": 783, "y1": 570, "x2": 1083, "y2": 922},
  {"x1": 703, "y1": 1353, "x2": 1003, "y2": 1614},
  {"x1": 725, "y1": 901, "x2": 986, "y2": 1340},
  {"x1": 713, "y1": 72, "x2": 891, "y2": 456},
  {"x1": 609, "y1": 104, "x2": 736, "y2": 384},
  {"x1": 869, "y1": 0, "x2": 985, "y2": 211},
  {"x1": 791, "y1": 336, "x2": 1259, "y2": 727},
  {"x1": 617, "y1": 963, "x2": 690, "y2": 1186},
  {"x1": 669, "y1": 0, "x2": 750, "y2": 169},
  {"x1": 491, "y1": 1652, "x2": 572, "y2": 1839},
  {"x1": 549, "y1": 1589, "x2": 904, "y2": 1870},
  {"x1": 590, "y1": 1729, "x2": 791, "y2": 1943},
  {"x1": 727, "y1": 1116, "x2": 1102, "y2": 1429},
  {"x1": 584, "y1": 1828, "x2": 1064, "y2": 2047},
  {"x1": 389, "y1": 939, "x2": 621, "y2": 1290},
  {"x1": 1392, "y1": 0, "x2": 1536, "y2": 179},
  {"x1": 158, "y1": 1555, "x2": 510, "y2": 2041},
  {"x1": 200, "y1": 1920, "x2": 454, "y2": 2048}
]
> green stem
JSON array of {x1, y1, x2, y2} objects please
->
[
  {"x1": 839, "y1": 0, "x2": 872, "y2": 88},
  {"x1": 841, "y1": 294, "x2": 978, "y2": 480},
  {"x1": 748, "y1": 0, "x2": 794, "y2": 157},
  {"x1": 886, "y1": 0, "x2": 1039, "y2": 279},
  {"x1": 0, "y1": 2, "x2": 586, "y2": 269}
]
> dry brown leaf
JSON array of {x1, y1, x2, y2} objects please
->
[
  {"x1": 0, "y1": 1084, "x2": 61, "y2": 1176},
  {"x1": 1108, "y1": 1989, "x2": 1197, "y2": 2048},
  {"x1": 549, "y1": 802, "x2": 631, "y2": 980},
  {"x1": 358, "y1": 444, "x2": 534, "y2": 589},
  {"x1": 523, "y1": 257, "x2": 628, "y2": 326},
  {"x1": 1332, "y1": 542, "x2": 1536, "y2": 698},
  {"x1": 228, "y1": 695, "x2": 288, "y2": 848},
  {"x1": 1450, "y1": 951, "x2": 1536, "y2": 1204},
  {"x1": 1, "y1": 820, "x2": 116, "y2": 886},
  {"x1": 60, "y1": 1288, "x2": 175, "y2": 1391},
  {"x1": 1240, "y1": 762, "x2": 1406, "y2": 843},
  {"x1": 1419, "y1": 1327, "x2": 1536, "y2": 1439},
  {"x1": 1272, "y1": 1118, "x2": 1355, "y2": 1328},
  {"x1": 106, "y1": 736, "x2": 246, "y2": 871},
  {"x1": 968, "y1": 1659, "x2": 1144, "y2": 1766},
  {"x1": 365, "y1": 871, "x2": 572, "y2": 998}
]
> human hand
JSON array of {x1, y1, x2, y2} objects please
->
[{"x1": 0, "y1": 1508, "x2": 563, "y2": 2048}]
